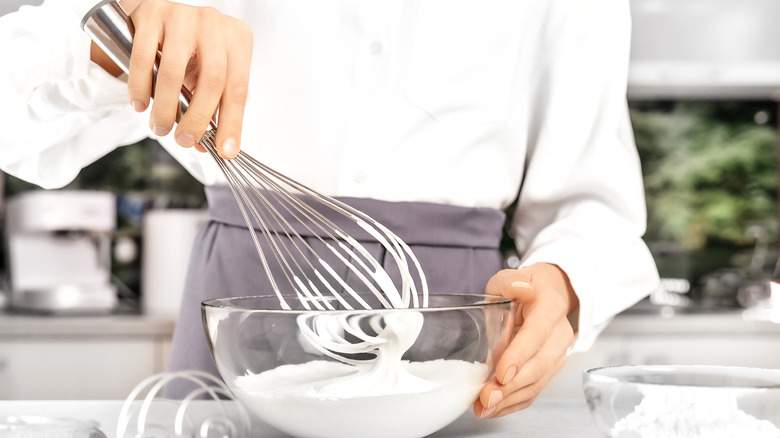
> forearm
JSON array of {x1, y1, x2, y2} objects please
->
[{"x1": 0, "y1": 0, "x2": 146, "y2": 188}]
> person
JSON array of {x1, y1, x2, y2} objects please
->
[{"x1": 0, "y1": 0, "x2": 659, "y2": 419}]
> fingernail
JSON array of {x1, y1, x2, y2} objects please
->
[
  {"x1": 511, "y1": 281, "x2": 532, "y2": 289},
  {"x1": 480, "y1": 405, "x2": 496, "y2": 419},
  {"x1": 151, "y1": 125, "x2": 168, "y2": 137},
  {"x1": 131, "y1": 100, "x2": 146, "y2": 112},
  {"x1": 487, "y1": 390, "x2": 503, "y2": 409},
  {"x1": 502, "y1": 366, "x2": 517, "y2": 385},
  {"x1": 221, "y1": 137, "x2": 238, "y2": 158},
  {"x1": 176, "y1": 133, "x2": 195, "y2": 148}
]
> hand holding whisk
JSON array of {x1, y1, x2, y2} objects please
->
[{"x1": 82, "y1": 1, "x2": 429, "y2": 361}]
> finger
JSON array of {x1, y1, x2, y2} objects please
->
[
  {"x1": 489, "y1": 275, "x2": 546, "y2": 384},
  {"x1": 117, "y1": 0, "x2": 143, "y2": 14},
  {"x1": 477, "y1": 318, "x2": 573, "y2": 414},
  {"x1": 474, "y1": 376, "x2": 538, "y2": 419},
  {"x1": 474, "y1": 396, "x2": 534, "y2": 420},
  {"x1": 149, "y1": 19, "x2": 192, "y2": 137},
  {"x1": 494, "y1": 295, "x2": 559, "y2": 385},
  {"x1": 476, "y1": 352, "x2": 567, "y2": 419},
  {"x1": 213, "y1": 18, "x2": 252, "y2": 159},
  {"x1": 485, "y1": 269, "x2": 535, "y2": 329},
  {"x1": 485, "y1": 269, "x2": 535, "y2": 303},
  {"x1": 493, "y1": 354, "x2": 567, "y2": 418},
  {"x1": 126, "y1": 8, "x2": 160, "y2": 113},
  {"x1": 497, "y1": 271, "x2": 573, "y2": 385},
  {"x1": 174, "y1": 15, "x2": 226, "y2": 148},
  {"x1": 509, "y1": 320, "x2": 573, "y2": 389}
]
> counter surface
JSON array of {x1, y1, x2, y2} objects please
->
[
  {"x1": 0, "y1": 312, "x2": 175, "y2": 337},
  {"x1": 0, "y1": 398, "x2": 601, "y2": 438},
  {"x1": 1, "y1": 308, "x2": 778, "y2": 337}
]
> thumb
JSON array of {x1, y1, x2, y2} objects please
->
[{"x1": 485, "y1": 269, "x2": 537, "y2": 304}]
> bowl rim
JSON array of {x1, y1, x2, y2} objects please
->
[
  {"x1": 584, "y1": 364, "x2": 780, "y2": 389},
  {"x1": 202, "y1": 293, "x2": 513, "y2": 313}
]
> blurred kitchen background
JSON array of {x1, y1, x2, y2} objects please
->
[{"x1": 0, "y1": 0, "x2": 779, "y2": 400}]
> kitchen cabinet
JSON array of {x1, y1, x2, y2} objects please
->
[
  {"x1": 0, "y1": 338, "x2": 165, "y2": 399},
  {"x1": 0, "y1": 314, "x2": 175, "y2": 400}
]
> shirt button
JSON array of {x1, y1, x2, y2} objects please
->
[
  {"x1": 353, "y1": 171, "x2": 367, "y2": 184},
  {"x1": 369, "y1": 41, "x2": 383, "y2": 55}
]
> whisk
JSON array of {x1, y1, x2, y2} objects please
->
[{"x1": 82, "y1": 1, "x2": 428, "y2": 319}]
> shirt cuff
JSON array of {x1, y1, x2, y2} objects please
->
[
  {"x1": 27, "y1": 1, "x2": 129, "y2": 118},
  {"x1": 518, "y1": 236, "x2": 658, "y2": 353}
]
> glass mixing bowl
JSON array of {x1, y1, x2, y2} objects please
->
[
  {"x1": 583, "y1": 364, "x2": 780, "y2": 438},
  {"x1": 202, "y1": 293, "x2": 515, "y2": 438}
]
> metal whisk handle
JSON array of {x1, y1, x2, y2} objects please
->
[{"x1": 81, "y1": 0, "x2": 217, "y2": 132}]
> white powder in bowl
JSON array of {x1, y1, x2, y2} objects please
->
[
  {"x1": 613, "y1": 384, "x2": 780, "y2": 438},
  {"x1": 233, "y1": 359, "x2": 489, "y2": 438}
]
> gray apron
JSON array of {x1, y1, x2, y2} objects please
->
[{"x1": 165, "y1": 185, "x2": 506, "y2": 398}]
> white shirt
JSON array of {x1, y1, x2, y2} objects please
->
[{"x1": 0, "y1": 0, "x2": 660, "y2": 351}]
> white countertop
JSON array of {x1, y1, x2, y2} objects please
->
[
  {"x1": 0, "y1": 398, "x2": 601, "y2": 438},
  {"x1": 1, "y1": 307, "x2": 778, "y2": 338},
  {"x1": 0, "y1": 312, "x2": 176, "y2": 337},
  {"x1": 604, "y1": 309, "x2": 780, "y2": 335}
]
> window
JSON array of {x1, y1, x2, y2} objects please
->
[{"x1": 631, "y1": 100, "x2": 778, "y2": 308}]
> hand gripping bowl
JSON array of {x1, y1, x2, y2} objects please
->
[
  {"x1": 583, "y1": 364, "x2": 780, "y2": 438},
  {"x1": 202, "y1": 294, "x2": 514, "y2": 438}
]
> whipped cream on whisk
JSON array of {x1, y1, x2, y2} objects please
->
[
  {"x1": 266, "y1": 310, "x2": 437, "y2": 398},
  {"x1": 310, "y1": 311, "x2": 437, "y2": 398}
]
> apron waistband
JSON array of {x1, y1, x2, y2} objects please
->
[{"x1": 205, "y1": 185, "x2": 505, "y2": 249}]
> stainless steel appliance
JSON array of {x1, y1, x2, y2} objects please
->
[{"x1": 4, "y1": 190, "x2": 117, "y2": 313}]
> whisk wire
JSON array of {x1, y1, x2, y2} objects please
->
[
  {"x1": 229, "y1": 155, "x2": 380, "y2": 310},
  {"x1": 202, "y1": 134, "x2": 303, "y2": 309},
  {"x1": 202, "y1": 131, "x2": 408, "y2": 311},
  {"x1": 82, "y1": 0, "x2": 430, "y2": 371},
  {"x1": 203, "y1": 132, "x2": 428, "y2": 311},
  {"x1": 231, "y1": 154, "x2": 389, "y2": 309},
  {"x1": 223, "y1": 156, "x2": 337, "y2": 310},
  {"x1": 238, "y1": 149, "x2": 428, "y2": 308}
]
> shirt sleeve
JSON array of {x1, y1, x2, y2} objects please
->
[
  {"x1": 0, "y1": 0, "x2": 149, "y2": 189},
  {"x1": 511, "y1": 0, "x2": 660, "y2": 352}
]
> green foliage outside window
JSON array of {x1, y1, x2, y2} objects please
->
[{"x1": 631, "y1": 101, "x2": 778, "y2": 297}]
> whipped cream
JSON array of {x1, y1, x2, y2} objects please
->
[
  {"x1": 233, "y1": 359, "x2": 488, "y2": 438},
  {"x1": 232, "y1": 310, "x2": 489, "y2": 438}
]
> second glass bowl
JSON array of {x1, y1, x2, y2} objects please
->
[{"x1": 583, "y1": 364, "x2": 780, "y2": 437}]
